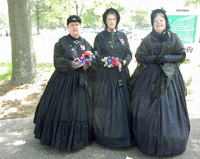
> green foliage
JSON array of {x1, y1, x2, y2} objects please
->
[
  {"x1": 81, "y1": 0, "x2": 125, "y2": 28},
  {"x1": 81, "y1": 8, "x2": 101, "y2": 27},
  {"x1": 29, "y1": 0, "x2": 150, "y2": 32},
  {"x1": 30, "y1": 0, "x2": 61, "y2": 30},
  {"x1": 181, "y1": 60, "x2": 190, "y2": 64},
  {"x1": 0, "y1": 11, "x2": 9, "y2": 30},
  {"x1": 184, "y1": 0, "x2": 200, "y2": 8},
  {"x1": 0, "y1": 61, "x2": 12, "y2": 82},
  {"x1": 130, "y1": 9, "x2": 149, "y2": 29},
  {"x1": 187, "y1": 89, "x2": 194, "y2": 95}
]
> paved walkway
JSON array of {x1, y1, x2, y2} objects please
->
[{"x1": 0, "y1": 99, "x2": 200, "y2": 159}]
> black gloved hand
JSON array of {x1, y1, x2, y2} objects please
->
[
  {"x1": 153, "y1": 55, "x2": 166, "y2": 65},
  {"x1": 83, "y1": 62, "x2": 91, "y2": 71},
  {"x1": 71, "y1": 61, "x2": 81, "y2": 70}
]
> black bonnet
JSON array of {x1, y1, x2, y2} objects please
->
[
  {"x1": 151, "y1": 9, "x2": 171, "y2": 31},
  {"x1": 67, "y1": 15, "x2": 81, "y2": 25},
  {"x1": 103, "y1": 8, "x2": 120, "y2": 29}
]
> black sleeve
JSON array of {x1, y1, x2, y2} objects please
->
[
  {"x1": 136, "y1": 54, "x2": 186, "y2": 64},
  {"x1": 134, "y1": 36, "x2": 155, "y2": 64},
  {"x1": 53, "y1": 42, "x2": 72, "y2": 72},
  {"x1": 123, "y1": 34, "x2": 132, "y2": 65},
  {"x1": 94, "y1": 34, "x2": 105, "y2": 68},
  {"x1": 166, "y1": 34, "x2": 186, "y2": 63},
  {"x1": 164, "y1": 54, "x2": 186, "y2": 63},
  {"x1": 136, "y1": 55, "x2": 155, "y2": 64},
  {"x1": 94, "y1": 34, "x2": 101, "y2": 56}
]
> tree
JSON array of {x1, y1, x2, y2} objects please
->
[
  {"x1": 29, "y1": 0, "x2": 128, "y2": 31},
  {"x1": 84, "y1": 0, "x2": 125, "y2": 28},
  {"x1": 30, "y1": 0, "x2": 52, "y2": 34},
  {"x1": 130, "y1": 9, "x2": 149, "y2": 29},
  {"x1": 7, "y1": 0, "x2": 39, "y2": 85},
  {"x1": 184, "y1": 0, "x2": 200, "y2": 8},
  {"x1": 30, "y1": 0, "x2": 70, "y2": 32},
  {"x1": 0, "y1": 11, "x2": 9, "y2": 30},
  {"x1": 81, "y1": 8, "x2": 101, "y2": 27}
]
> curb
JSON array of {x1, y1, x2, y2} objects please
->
[{"x1": 0, "y1": 117, "x2": 34, "y2": 133}]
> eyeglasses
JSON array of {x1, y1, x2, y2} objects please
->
[{"x1": 154, "y1": 20, "x2": 165, "y2": 23}]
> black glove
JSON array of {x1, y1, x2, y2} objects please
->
[
  {"x1": 153, "y1": 55, "x2": 166, "y2": 65},
  {"x1": 83, "y1": 62, "x2": 90, "y2": 71},
  {"x1": 71, "y1": 61, "x2": 81, "y2": 70}
]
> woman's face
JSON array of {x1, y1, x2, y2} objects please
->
[
  {"x1": 106, "y1": 14, "x2": 117, "y2": 30},
  {"x1": 153, "y1": 15, "x2": 166, "y2": 33},
  {"x1": 67, "y1": 22, "x2": 81, "y2": 38}
]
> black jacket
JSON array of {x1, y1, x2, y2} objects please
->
[
  {"x1": 94, "y1": 30, "x2": 132, "y2": 67},
  {"x1": 54, "y1": 34, "x2": 96, "y2": 72}
]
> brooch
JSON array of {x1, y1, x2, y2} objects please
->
[
  {"x1": 74, "y1": 40, "x2": 80, "y2": 44},
  {"x1": 80, "y1": 45, "x2": 85, "y2": 50},
  {"x1": 119, "y1": 39, "x2": 125, "y2": 45}
]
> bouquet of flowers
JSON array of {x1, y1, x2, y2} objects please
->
[
  {"x1": 74, "y1": 51, "x2": 95, "y2": 67},
  {"x1": 101, "y1": 56, "x2": 121, "y2": 72}
]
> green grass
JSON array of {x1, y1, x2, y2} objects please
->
[
  {"x1": 32, "y1": 34, "x2": 41, "y2": 36},
  {"x1": 0, "y1": 61, "x2": 55, "y2": 82},
  {"x1": 38, "y1": 62, "x2": 55, "y2": 73},
  {"x1": 21, "y1": 113, "x2": 28, "y2": 118},
  {"x1": 0, "y1": 61, "x2": 12, "y2": 82}
]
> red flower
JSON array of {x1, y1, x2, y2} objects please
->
[
  {"x1": 112, "y1": 57, "x2": 119, "y2": 66},
  {"x1": 83, "y1": 52, "x2": 91, "y2": 58}
]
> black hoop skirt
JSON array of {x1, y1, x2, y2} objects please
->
[
  {"x1": 34, "y1": 70, "x2": 93, "y2": 150},
  {"x1": 92, "y1": 66, "x2": 134, "y2": 148},
  {"x1": 130, "y1": 64, "x2": 190, "y2": 156}
]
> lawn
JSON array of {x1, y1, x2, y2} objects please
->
[{"x1": 0, "y1": 61, "x2": 55, "y2": 120}]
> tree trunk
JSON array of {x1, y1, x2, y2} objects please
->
[
  {"x1": 7, "y1": 0, "x2": 39, "y2": 85},
  {"x1": 76, "y1": 2, "x2": 78, "y2": 15},
  {"x1": 36, "y1": 0, "x2": 40, "y2": 34}
]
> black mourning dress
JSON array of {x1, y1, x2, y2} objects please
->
[
  {"x1": 129, "y1": 32, "x2": 190, "y2": 156},
  {"x1": 92, "y1": 30, "x2": 134, "y2": 148},
  {"x1": 34, "y1": 34, "x2": 96, "y2": 150}
]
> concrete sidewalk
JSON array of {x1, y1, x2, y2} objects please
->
[{"x1": 0, "y1": 100, "x2": 200, "y2": 159}]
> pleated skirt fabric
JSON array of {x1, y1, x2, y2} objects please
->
[
  {"x1": 34, "y1": 70, "x2": 93, "y2": 150},
  {"x1": 92, "y1": 67, "x2": 134, "y2": 148},
  {"x1": 130, "y1": 64, "x2": 190, "y2": 156}
]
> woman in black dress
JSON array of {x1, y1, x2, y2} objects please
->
[
  {"x1": 129, "y1": 9, "x2": 190, "y2": 156},
  {"x1": 92, "y1": 8, "x2": 134, "y2": 148},
  {"x1": 34, "y1": 15, "x2": 96, "y2": 150}
]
